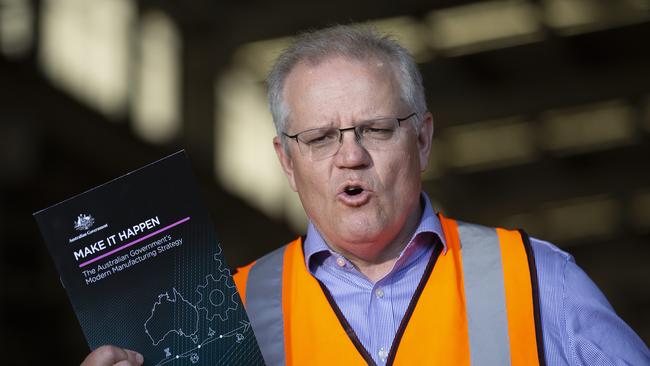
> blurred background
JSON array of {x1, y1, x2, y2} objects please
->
[{"x1": 1, "y1": 0, "x2": 649, "y2": 363}]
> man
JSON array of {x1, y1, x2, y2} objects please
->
[{"x1": 84, "y1": 25, "x2": 648, "y2": 366}]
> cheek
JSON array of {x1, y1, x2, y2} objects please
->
[
  {"x1": 375, "y1": 151, "x2": 422, "y2": 212},
  {"x1": 379, "y1": 148, "x2": 420, "y2": 187},
  {"x1": 294, "y1": 162, "x2": 331, "y2": 203}
]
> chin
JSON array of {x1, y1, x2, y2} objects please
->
[{"x1": 336, "y1": 219, "x2": 386, "y2": 244}]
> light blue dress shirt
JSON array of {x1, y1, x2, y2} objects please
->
[{"x1": 304, "y1": 193, "x2": 649, "y2": 365}]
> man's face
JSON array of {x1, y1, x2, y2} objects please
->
[{"x1": 273, "y1": 56, "x2": 433, "y2": 261}]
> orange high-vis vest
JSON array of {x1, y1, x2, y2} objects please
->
[{"x1": 234, "y1": 215, "x2": 546, "y2": 366}]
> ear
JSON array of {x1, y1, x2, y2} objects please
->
[
  {"x1": 273, "y1": 136, "x2": 298, "y2": 192},
  {"x1": 417, "y1": 112, "x2": 434, "y2": 171}
]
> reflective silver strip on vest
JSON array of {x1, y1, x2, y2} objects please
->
[
  {"x1": 458, "y1": 222, "x2": 512, "y2": 366},
  {"x1": 246, "y1": 245, "x2": 287, "y2": 366}
]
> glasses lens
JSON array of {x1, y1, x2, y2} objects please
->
[
  {"x1": 358, "y1": 118, "x2": 399, "y2": 149},
  {"x1": 297, "y1": 128, "x2": 341, "y2": 160}
]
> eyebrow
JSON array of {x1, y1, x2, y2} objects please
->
[{"x1": 321, "y1": 115, "x2": 396, "y2": 128}]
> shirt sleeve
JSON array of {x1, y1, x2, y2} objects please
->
[{"x1": 531, "y1": 238, "x2": 650, "y2": 366}]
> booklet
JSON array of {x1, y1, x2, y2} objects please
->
[{"x1": 33, "y1": 151, "x2": 264, "y2": 366}]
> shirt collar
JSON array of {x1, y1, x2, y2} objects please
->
[{"x1": 304, "y1": 192, "x2": 448, "y2": 273}]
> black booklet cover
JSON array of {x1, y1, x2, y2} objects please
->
[{"x1": 33, "y1": 151, "x2": 264, "y2": 365}]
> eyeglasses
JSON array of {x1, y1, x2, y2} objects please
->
[{"x1": 283, "y1": 112, "x2": 417, "y2": 161}]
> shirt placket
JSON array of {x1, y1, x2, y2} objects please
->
[{"x1": 368, "y1": 278, "x2": 394, "y2": 364}]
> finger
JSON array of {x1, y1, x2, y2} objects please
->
[
  {"x1": 114, "y1": 361, "x2": 139, "y2": 366},
  {"x1": 80, "y1": 345, "x2": 142, "y2": 366},
  {"x1": 124, "y1": 349, "x2": 144, "y2": 365},
  {"x1": 81, "y1": 345, "x2": 126, "y2": 366}
]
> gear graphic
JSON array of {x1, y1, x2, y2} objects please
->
[{"x1": 195, "y1": 274, "x2": 238, "y2": 322}]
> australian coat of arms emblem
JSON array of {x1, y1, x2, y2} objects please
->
[{"x1": 74, "y1": 214, "x2": 95, "y2": 231}]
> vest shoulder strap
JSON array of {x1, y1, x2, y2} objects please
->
[
  {"x1": 457, "y1": 221, "x2": 513, "y2": 365},
  {"x1": 243, "y1": 242, "x2": 292, "y2": 366},
  {"x1": 455, "y1": 219, "x2": 545, "y2": 366}
]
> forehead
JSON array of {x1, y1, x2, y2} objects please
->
[{"x1": 283, "y1": 56, "x2": 405, "y2": 130}]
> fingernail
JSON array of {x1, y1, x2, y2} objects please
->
[{"x1": 135, "y1": 352, "x2": 144, "y2": 364}]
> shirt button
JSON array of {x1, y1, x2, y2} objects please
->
[
  {"x1": 375, "y1": 288, "x2": 384, "y2": 298},
  {"x1": 378, "y1": 347, "x2": 388, "y2": 362},
  {"x1": 336, "y1": 257, "x2": 346, "y2": 267}
]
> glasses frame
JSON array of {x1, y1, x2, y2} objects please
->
[{"x1": 283, "y1": 112, "x2": 417, "y2": 160}]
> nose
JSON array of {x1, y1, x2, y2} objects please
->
[{"x1": 333, "y1": 128, "x2": 371, "y2": 168}]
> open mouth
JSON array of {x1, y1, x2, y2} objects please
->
[
  {"x1": 337, "y1": 181, "x2": 371, "y2": 206},
  {"x1": 344, "y1": 186, "x2": 364, "y2": 196}
]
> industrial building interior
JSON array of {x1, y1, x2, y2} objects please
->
[{"x1": 1, "y1": 0, "x2": 649, "y2": 363}]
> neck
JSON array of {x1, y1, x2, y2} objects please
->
[{"x1": 352, "y1": 257, "x2": 400, "y2": 283}]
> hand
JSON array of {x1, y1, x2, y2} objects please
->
[{"x1": 80, "y1": 345, "x2": 144, "y2": 366}]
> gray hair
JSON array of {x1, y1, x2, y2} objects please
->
[{"x1": 267, "y1": 24, "x2": 428, "y2": 143}]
